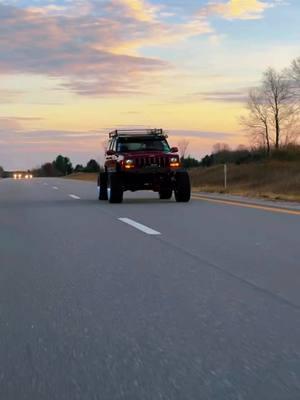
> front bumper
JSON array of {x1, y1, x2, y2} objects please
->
[{"x1": 118, "y1": 168, "x2": 183, "y2": 191}]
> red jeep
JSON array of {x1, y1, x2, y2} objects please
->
[{"x1": 98, "y1": 129, "x2": 191, "y2": 203}]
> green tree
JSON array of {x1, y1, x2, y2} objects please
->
[
  {"x1": 74, "y1": 164, "x2": 84, "y2": 172},
  {"x1": 181, "y1": 156, "x2": 201, "y2": 169},
  {"x1": 53, "y1": 155, "x2": 73, "y2": 175},
  {"x1": 201, "y1": 155, "x2": 213, "y2": 167},
  {"x1": 0, "y1": 166, "x2": 4, "y2": 178},
  {"x1": 41, "y1": 162, "x2": 59, "y2": 177},
  {"x1": 85, "y1": 159, "x2": 100, "y2": 173}
]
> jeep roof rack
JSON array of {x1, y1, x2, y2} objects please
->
[{"x1": 109, "y1": 129, "x2": 167, "y2": 138}]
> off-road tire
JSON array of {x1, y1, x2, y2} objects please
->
[
  {"x1": 98, "y1": 172, "x2": 108, "y2": 200},
  {"x1": 108, "y1": 174, "x2": 123, "y2": 203},
  {"x1": 159, "y1": 188, "x2": 173, "y2": 200},
  {"x1": 174, "y1": 171, "x2": 191, "y2": 202}
]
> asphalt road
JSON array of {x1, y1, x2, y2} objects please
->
[{"x1": 0, "y1": 178, "x2": 300, "y2": 400}]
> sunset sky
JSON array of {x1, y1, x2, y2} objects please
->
[{"x1": 0, "y1": 0, "x2": 299, "y2": 169}]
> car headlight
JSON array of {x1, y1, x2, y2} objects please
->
[{"x1": 170, "y1": 157, "x2": 178, "y2": 163}]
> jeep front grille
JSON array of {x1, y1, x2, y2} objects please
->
[{"x1": 135, "y1": 156, "x2": 169, "y2": 168}]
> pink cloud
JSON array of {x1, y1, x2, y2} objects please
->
[{"x1": 0, "y1": 4, "x2": 168, "y2": 95}]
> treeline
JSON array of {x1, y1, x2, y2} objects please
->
[
  {"x1": 181, "y1": 141, "x2": 300, "y2": 169},
  {"x1": 33, "y1": 155, "x2": 101, "y2": 177},
  {"x1": 200, "y1": 143, "x2": 300, "y2": 167},
  {"x1": 0, "y1": 166, "x2": 12, "y2": 178}
]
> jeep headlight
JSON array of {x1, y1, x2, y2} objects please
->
[
  {"x1": 124, "y1": 159, "x2": 135, "y2": 169},
  {"x1": 170, "y1": 157, "x2": 180, "y2": 168}
]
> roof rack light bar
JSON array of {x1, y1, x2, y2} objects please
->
[{"x1": 109, "y1": 129, "x2": 167, "y2": 138}]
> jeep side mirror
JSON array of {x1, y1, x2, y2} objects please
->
[
  {"x1": 106, "y1": 150, "x2": 116, "y2": 156},
  {"x1": 170, "y1": 147, "x2": 178, "y2": 153}
]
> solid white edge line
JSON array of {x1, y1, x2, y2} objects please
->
[
  {"x1": 118, "y1": 218, "x2": 161, "y2": 235},
  {"x1": 69, "y1": 194, "x2": 81, "y2": 200}
]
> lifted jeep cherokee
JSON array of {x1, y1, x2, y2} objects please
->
[{"x1": 98, "y1": 129, "x2": 191, "y2": 203}]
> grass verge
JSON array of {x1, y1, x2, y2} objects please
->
[
  {"x1": 189, "y1": 161, "x2": 300, "y2": 202},
  {"x1": 64, "y1": 172, "x2": 98, "y2": 182}
]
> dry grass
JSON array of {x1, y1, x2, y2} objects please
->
[
  {"x1": 190, "y1": 161, "x2": 300, "y2": 202},
  {"x1": 66, "y1": 162, "x2": 300, "y2": 202},
  {"x1": 64, "y1": 172, "x2": 98, "y2": 182}
]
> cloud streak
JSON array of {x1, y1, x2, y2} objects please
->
[
  {"x1": 190, "y1": 90, "x2": 248, "y2": 103},
  {"x1": 202, "y1": 0, "x2": 281, "y2": 20},
  {"x1": 0, "y1": 89, "x2": 24, "y2": 103}
]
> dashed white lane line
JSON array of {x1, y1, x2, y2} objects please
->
[
  {"x1": 118, "y1": 218, "x2": 161, "y2": 236},
  {"x1": 69, "y1": 194, "x2": 81, "y2": 200},
  {"x1": 52, "y1": 186, "x2": 59, "y2": 190}
]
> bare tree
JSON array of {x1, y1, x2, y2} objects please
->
[
  {"x1": 281, "y1": 112, "x2": 300, "y2": 146},
  {"x1": 286, "y1": 57, "x2": 300, "y2": 103},
  {"x1": 177, "y1": 139, "x2": 189, "y2": 159},
  {"x1": 262, "y1": 68, "x2": 296, "y2": 149},
  {"x1": 240, "y1": 88, "x2": 271, "y2": 153},
  {"x1": 242, "y1": 64, "x2": 300, "y2": 150},
  {"x1": 290, "y1": 57, "x2": 300, "y2": 83},
  {"x1": 212, "y1": 142, "x2": 231, "y2": 153}
]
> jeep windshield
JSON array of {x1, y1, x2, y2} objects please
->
[{"x1": 116, "y1": 137, "x2": 170, "y2": 152}]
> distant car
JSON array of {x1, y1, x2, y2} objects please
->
[
  {"x1": 13, "y1": 173, "x2": 33, "y2": 180},
  {"x1": 98, "y1": 129, "x2": 191, "y2": 203}
]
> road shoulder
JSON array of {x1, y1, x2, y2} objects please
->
[{"x1": 193, "y1": 191, "x2": 300, "y2": 213}]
